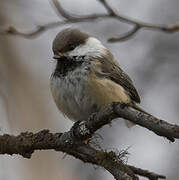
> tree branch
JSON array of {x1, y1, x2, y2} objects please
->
[
  {"x1": 108, "y1": 25, "x2": 140, "y2": 42},
  {"x1": 98, "y1": 0, "x2": 117, "y2": 16},
  {"x1": 128, "y1": 166, "x2": 166, "y2": 180},
  {"x1": 0, "y1": 102, "x2": 178, "y2": 179},
  {"x1": 0, "y1": 129, "x2": 165, "y2": 180},
  {"x1": 0, "y1": 0, "x2": 179, "y2": 41},
  {"x1": 0, "y1": 129, "x2": 135, "y2": 180},
  {"x1": 71, "y1": 102, "x2": 179, "y2": 142}
]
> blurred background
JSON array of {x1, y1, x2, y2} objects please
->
[{"x1": 0, "y1": 0, "x2": 179, "y2": 179}]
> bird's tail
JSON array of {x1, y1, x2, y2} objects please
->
[
  {"x1": 131, "y1": 103, "x2": 152, "y2": 116},
  {"x1": 125, "y1": 103, "x2": 151, "y2": 128}
]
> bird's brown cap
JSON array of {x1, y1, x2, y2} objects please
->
[{"x1": 52, "y1": 28, "x2": 90, "y2": 54}]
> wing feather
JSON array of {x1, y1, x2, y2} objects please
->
[{"x1": 93, "y1": 53, "x2": 141, "y2": 103}]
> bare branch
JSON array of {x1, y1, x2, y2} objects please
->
[
  {"x1": 0, "y1": 129, "x2": 165, "y2": 180},
  {"x1": 0, "y1": 26, "x2": 46, "y2": 39},
  {"x1": 108, "y1": 25, "x2": 140, "y2": 42},
  {"x1": 66, "y1": 102, "x2": 178, "y2": 143},
  {"x1": 0, "y1": 14, "x2": 109, "y2": 39},
  {"x1": 97, "y1": 0, "x2": 117, "y2": 16},
  {"x1": 0, "y1": 0, "x2": 179, "y2": 41},
  {"x1": 0, "y1": 130, "x2": 135, "y2": 180},
  {"x1": 91, "y1": 103, "x2": 179, "y2": 142},
  {"x1": 51, "y1": 0, "x2": 75, "y2": 19},
  {"x1": 128, "y1": 166, "x2": 166, "y2": 180}
]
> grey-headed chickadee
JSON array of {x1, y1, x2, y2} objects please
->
[{"x1": 50, "y1": 28, "x2": 144, "y2": 126}]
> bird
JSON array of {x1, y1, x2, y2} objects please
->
[{"x1": 50, "y1": 28, "x2": 146, "y2": 127}]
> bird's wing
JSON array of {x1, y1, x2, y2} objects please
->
[{"x1": 92, "y1": 56, "x2": 141, "y2": 104}]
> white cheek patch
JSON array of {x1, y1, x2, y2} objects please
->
[{"x1": 66, "y1": 37, "x2": 106, "y2": 58}]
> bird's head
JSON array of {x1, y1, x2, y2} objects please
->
[{"x1": 52, "y1": 28, "x2": 106, "y2": 61}]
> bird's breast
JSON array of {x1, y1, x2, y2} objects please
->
[
  {"x1": 50, "y1": 59, "x2": 131, "y2": 122},
  {"x1": 50, "y1": 65, "x2": 99, "y2": 121}
]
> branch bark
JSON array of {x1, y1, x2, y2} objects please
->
[{"x1": 0, "y1": 0, "x2": 179, "y2": 41}]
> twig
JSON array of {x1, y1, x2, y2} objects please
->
[
  {"x1": 51, "y1": 0, "x2": 76, "y2": 19},
  {"x1": 97, "y1": 0, "x2": 117, "y2": 16},
  {"x1": 0, "y1": 0, "x2": 179, "y2": 41},
  {"x1": 108, "y1": 25, "x2": 140, "y2": 42},
  {"x1": 128, "y1": 165, "x2": 166, "y2": 180},
  {"x1": 0, "y1": 15, "x2": 110, "y2": 39},
  {"x1": 0, "y1": 26, "x2": 46, "y2": 39}
]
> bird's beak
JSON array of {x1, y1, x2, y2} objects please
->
[{"x1": 53, "y1": 52, "x2": 64, "y2": 59}]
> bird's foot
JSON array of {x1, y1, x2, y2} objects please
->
[
  {"x1": 71, "y1": 121, "x2": 91, "y2": 144},
  {"x1": 120, "y1": 102, "x2": 129, "y2": 109},
  {"x1": 70, "y1": 121, "x2": 81, "y2": 139}
]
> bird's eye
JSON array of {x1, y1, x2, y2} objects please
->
[{"x1": 69, "y1": 44, "x2": 76, "y2": 51}]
